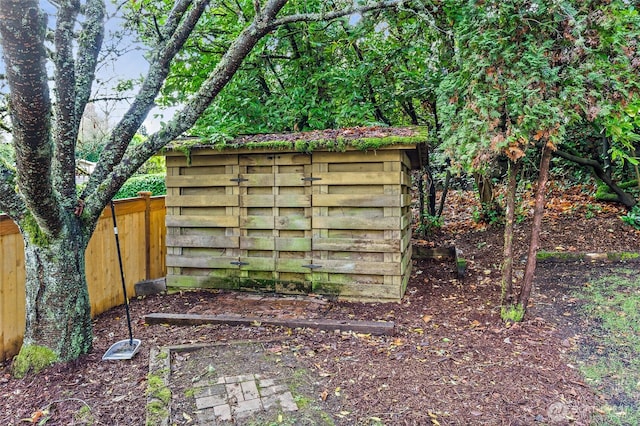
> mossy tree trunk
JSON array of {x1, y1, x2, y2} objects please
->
[{"x1": 20, "y1": 219, "x2": 93, "y2": 363}]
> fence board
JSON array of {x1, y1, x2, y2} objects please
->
[{"x1": 0, "y1": 194, "x2": 166, "y2": 361}]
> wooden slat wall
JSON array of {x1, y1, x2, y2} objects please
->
[
  {"x1": 310, "y1": 150, "x2": 413, "y2": 300},
  {"x1": 0, "y1": 195, "x2": 166, "y2": 361},
  {"x1": 165, "y1": 146, "x2": 415, "y2": 301}
]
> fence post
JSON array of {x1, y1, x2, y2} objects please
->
[{"x1": 138, "y1": 191, "x2": 152, "y2": 280}]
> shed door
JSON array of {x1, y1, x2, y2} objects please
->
[{"x1": 237, "y1": 153, "x2": 313, "y2": 292}]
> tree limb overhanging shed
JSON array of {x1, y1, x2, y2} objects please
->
[{"x1": 164, "y1": 126, "x2": 428, "y2": 301}]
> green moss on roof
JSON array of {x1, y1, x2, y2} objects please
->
[{"x1": 168, "y1": 126, "x2": 428, "y2": 154}]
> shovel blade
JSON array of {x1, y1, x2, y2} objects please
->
[{"x1": 102, "y1": 339, "x2": 142, "y2": 360}]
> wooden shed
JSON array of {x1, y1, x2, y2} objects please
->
[{"x1": 164, "y1": 127, "x2": 427, "y2": 301}]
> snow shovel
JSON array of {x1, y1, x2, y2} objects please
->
[{"x1": 103, "y1": 200, "x2": 141, "y2": 360}]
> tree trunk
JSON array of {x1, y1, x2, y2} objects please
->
[
  {"x1": 517, "y1": 142, "x2": 553, "y2": 314},
  {"x1": 20, "y1": 222, "x2": 92, "y2": 364},
  {"x1": 501, "y1": 160, "x2": 519, "y2": 307}
]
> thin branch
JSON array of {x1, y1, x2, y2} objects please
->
[
  {"x1": 268, "y1": 0, "x2": 401, "y2": 29},
  {"x1": 554, "y1": 148, "x2": 637, "y2": 208},
  {"x1": 83, "y1": 0, "x2": 212, "y2": 217},
  {"x1": 82, "y1": 1, "x2": 207, "y2": 186}
]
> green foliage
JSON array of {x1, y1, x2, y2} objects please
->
[
  {"x1": 472, "y1": 203, "x2": 504, "y2": 225},
  {"x1": 416, "y1": 214, "x2": 443, "y2": 236},
  {"x1": 114, "y1": 174, "x2": 166, "y2": 200},
  {"x1": 131, "y1": 1, "x2": 437, "y2": 138},
  {"x1": 0, "y1": 142, "x2": 15, "y2": 164},
  {"x1": 135, "y1": 155, "x2": 166, "y2": 175},
  {"x1": 12, "y1": 344, "x2": 58, "y2": 378},
  {"x1": 437, "y1": 0, "x2": 640, "y2": 174},
  {"x1": 501, "y1": 304, "x2": 525, "y2": 323},
  {"x1": 621, "y1": 205, "x2": 640, "y2": 230}
]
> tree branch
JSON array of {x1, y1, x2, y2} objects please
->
[
  {"x1": 86, "y1": 0, "x2": 291, "y2": 216},
  {"x1": 84, "y1": 0, "x2": 408, "y2": 217},
  {"x1": 52, "y1": 0, "x2": 81, "y2": 200},
  {"x1": 268, "y1": 0, "x2": 401, "y2": 29},
  {"x1": 0, "y1": 0, "x2": 61, "y2": 235},
  {"x1": 554, "y1": 148, "x2": 637, "y2": 208},
  {"x1": 82, "y1": 0, "x2": 210, "y2": 210},
  {"x1": 74, "y1": 0, "x2": 105, "y2": 120}
]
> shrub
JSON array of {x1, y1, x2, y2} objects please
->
[{"x1": 114, "y1": 173, "x2": 166, "y2": 199}]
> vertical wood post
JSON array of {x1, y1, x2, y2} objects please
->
[{"x1": 138, "y1": 191, "x2": 152, "y2": 280}]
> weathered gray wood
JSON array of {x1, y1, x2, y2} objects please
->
[
  {"x1": 411, "y1": 246, "x2": 456, "y2": 260},
  {"x1": 134, "y1": 278, "x2": 167, "y2": 296},
  {"x1": 314, "y1": 216, "x2": 401, "y2": 230},
  {"x1": 166, "y1": 194, "x2": 238, "y2": 207},
  {"x1": 166, "y1": 215, "x2": 239, "y2": 228},
  {"x1": 165, "y1": 174, "x2": 238, "y2": 187},
  {"x1": 313, "y1": 194, "x2": 403, "y2": 207},
  {"x1": 312, "y1": 237, "x2": 399, "y2": 252},
  {"x1": 144, "y1": 312, "x2": 395, "y2": 335},
  {"x1": 166, "y1": 235, "x2": 239, "y2": 248}
]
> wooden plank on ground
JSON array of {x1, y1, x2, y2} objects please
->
[
  {"x1": 411, "y1": 246, "x2": 456, "y2": 260},
  {"x1": 144, "y1": 313, "x2": 395, "y2": 335}
]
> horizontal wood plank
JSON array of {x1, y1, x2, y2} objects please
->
[
  {"x1": 144, "y1": 312, "x2": 395, "y2": 335},
  {"x1": 166, "y1": 235, "x2": 239, "y2": 248},
  {"x1": 308, "y1": 259, "x2": 400, "y2": 275},
  {"x1": 240, "y1": 236, "x2": 275, "y2": 250},
  {"x1": 166, "y1": 215, "x2": 239, "y2": 228},
  {"x1": 311, "y1": 172, "x2": 401, "y2": 185},
  {"x1": 165, "y1": 174, "x2": 238, "y2": 188},
  {"x1": 313, "y1": 238, "x2": 399, "y2": 252},
  {"x1": 313, "y1": 194, "x2": 411, "y2": 208},
  {"x1": 312, "y1": 282, "x2": 402, "y2": 300},
  {"x1": 166, "y1": 255, "x2": 240, "y2": 269},
  {"x1": 275, "y1": 216, "x2": 311, "y2": 230},
  {"x1": 313, "y1": 216, "x2": 401, "y2": 230},
  {"x1": 166, "y1": 195, "x2": 238, "y2": 207},
  {"x1": 275, "y1": 237, "x2": 311, "y2": 251}
]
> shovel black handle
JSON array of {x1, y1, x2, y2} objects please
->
[{"x1": 110, "y1": 200, "x2": 134, "y2": 345}]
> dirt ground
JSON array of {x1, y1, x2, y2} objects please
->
[{"x1": 1, "y1": 186, "x2": 639, "y2": 425}]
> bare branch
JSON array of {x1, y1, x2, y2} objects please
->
[
  {"x1": 74, "y1": 0, "x2": 105, "y2": 119},
  {"x1": 268, "y1": 0, "x2": 402, "y2": 29},
  {"x1": 87, "y1": 0, "x2": 289, "y2": 214},
  {"x1": 83, "y1": 0, "x2": 212, "y2": 217}
]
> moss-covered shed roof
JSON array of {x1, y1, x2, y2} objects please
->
[{"x1": 167, "y1": 126, "x2": 428, "y2": 169}]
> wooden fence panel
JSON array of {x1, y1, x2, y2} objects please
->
[{"x1": 0, "y1": 194, "x2": 166, "y2": 361}]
